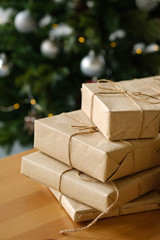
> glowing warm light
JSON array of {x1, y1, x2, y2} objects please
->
[
  {"x1": 79, "y1": 36, "x2": 85, "y2": 43},
  {"x1": 154, "y1": 45, "x2": 159, "y2": 51},
  {"x1": 13, "y1": 103, "x2": 20, "y2": 109},
  {"x1": 48, "y1": 113, "x2": 53, "y2": 117},
  {"x1": 30, "y1": 99, "x2": 36, "y2": 105},
  {"x1": 53, "y1": 23, "x2": 58, "y2": 28},
  {"x1": 110, "y1": 42, "x2": 117, "y2": 48},
  {"x1": 136, "y1": 48, "x2": 142, "y2": 54}
]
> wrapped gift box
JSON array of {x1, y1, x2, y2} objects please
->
[
  {"x1": 49, "y1": 188, "x2": 160, "y2": 222},
  {"x1": 21, "y1": 151, "x2": 160, "y2": 212},
  {"x1": 81, "y1": 79, "x2": 160, "y2": 140},
  {"x1": 34, "y1": 110, "x2": 160, "y2": 182}
]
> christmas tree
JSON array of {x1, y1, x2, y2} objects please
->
[{"x1": 1, "y1": 0, "x2": 160, "y2": 152}]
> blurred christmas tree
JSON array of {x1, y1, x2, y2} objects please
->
[{"x1": 1, "y1": 0, "x2": 160, "y2": 152}]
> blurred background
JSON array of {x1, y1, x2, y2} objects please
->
[{"x1": 1, "y1": 0, "x2": 160, "y2": 157}]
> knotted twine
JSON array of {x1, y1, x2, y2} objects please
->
[
  {"x1": 63, "y1": 113, "x2": 98, "y2": 167},
  {"x1": 90, "y1": 79, "x2": 160, "y2": 139},
  {"x1": 59, "y1": 181, "x2": 120, "y2": 234},
  {"x1": 65, "y1": 112, "x2": 137, "y2": 179},
  {"x1": 54, "y1": 113, "x2": 119, "y2": 233},
  {"x1": 57, "y1": 112, "x2": 143, "y2": 233},
  {"x1": 59, "y1": 172, "x2": 145, "y2": 234}
]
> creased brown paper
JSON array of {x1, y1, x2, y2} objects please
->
[
  {"x1": 34, "y1": 110, "x2": 160, "y2": 182},
  {"x1": 21, "y1": 151, "x2": 160, "y2": 212},
  {"x1": 49, "y1": 188, "x2": 160, "y2": 222},
  {"x1": 81, "y1": 78, "x2": 160, "y2": 140}
]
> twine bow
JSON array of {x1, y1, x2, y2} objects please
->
[
  {"x1": 63, "y1": 113, "x2": 99, "y2": 167},
  {"x1": 97, "y1": 79, "x2": 160, "y2": 104},
  {"x1": 90, "y1": 79, "x2": 160, "y2": 139}
]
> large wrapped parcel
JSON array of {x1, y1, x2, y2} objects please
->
[
  {"x1": 81, "y1": 78, "x2": 160, "y2": 140},
  {"x1": 34, "y1": 110, "x2": 160, "y2": 182},
  {"x1": 21, "y1": 151, "x2": 160, "y2": 212},
  {"x1": 49, "y1": 189, "x2": 160, "y2": 222}
]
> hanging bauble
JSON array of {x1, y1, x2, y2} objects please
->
[
  {"x1": 132, "y1": 43, "x2": 145, "y2": 55},
  {"x1": 40, "y1": 39, "x2": 59, "y2": 58},
  {"x1": 0, "y1": 7, "x2": 14, "y2": 24},
  {"x1": 0, "y1": 53, "x2": 10, "y2": 77},
  {"x1": 80, "y1": 50, "x2": 105, "y2": 77},
  {"x1": 145, "y1": 43, "x2": 159, "y2": 53},
  {"x1": 49, "y1": 23, "x2": 73, "y2": 40},
  {"x1": 135, "y1": 0, "x2": 158, "y2": 11},
  {"x1": 39, "y1": 15, "x2": 53, "y2": 27},
  {"x1": 109, "y1": 29, "x2": 126, "y2": 41},
  {"x1": 14, "y1": 10, "x2": 36, "y2": 33}
]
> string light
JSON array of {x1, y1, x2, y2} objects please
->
[
  {"x1": 154, "y1": 45, "x2": 159, "y2": 51},
  {"x1": 0, "y1": 97, "x2": 51, "y2": 117},
  {"x1": 110, "y1": 42, "x2": 117, "y2": 48},
  {"x1": 79, "y1": 36, "x2": 85, "y2": 43},
  {"x1": 48, "y1": 113, "x2": 53, "y2": 117},
  {"x1": 30, "y1": 99, "x2": 36, "y2": 105},
  {"x1": 53, "y1": 23, "x2": 58, "y2": 28},
  {"x1": 136, "y1": 48, "x2": 142, "y2": 54},
  {"x1": 13, "y1": 103, "x2": 20, "y2": 110}
]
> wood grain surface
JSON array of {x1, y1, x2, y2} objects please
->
[{"x1": 0, "y1": 149, "x2": 160, "y2": 240}]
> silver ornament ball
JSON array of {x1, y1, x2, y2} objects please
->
[
  {"x1": 14, "y1": 10, "x2": 36, "y2": 33},
  {"x1": 135, "y1": 0, "x2": 158, "y2": 11},
  {"x1": 40, "y1": 39, "x2": 59, "y2": 58},
  {"x1": 80, "y1": 50, "x2": 105, "y2": 77}
]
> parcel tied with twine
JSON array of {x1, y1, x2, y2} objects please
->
[
  {"x1": 49, "y1": 188, "x2": 160, "y2": 222},
  {"x1": 21, "y1": 151, "x2": 160, "y2": 212},
  {"x1": 81, "y1": 78, "x2": 160, "y2": 140},
  {"x1": 34, "y1": 110, "x2": 160, "y2": 183}
]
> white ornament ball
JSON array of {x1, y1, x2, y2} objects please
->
[
  {"x1": 145, "y1": 43, "x2": 159, "y2": 53},
  {"x1": 0, "y1": 7, "x2": 14, "y2": 24},
  {"x1": 39, "y1": 15, "x2": 53, "y2": 27},
  {"x1": 132, "y1": 43, "x2": 145, "y2": 54},
  {"x1": 14, "y1": 10, "x2": 36, "y2": 33},
  {"x1": 80, "y1": 50, "x2": 105, "y2": 77},
  {"x1": 109, "y1": 29, "x2": 126, "y2": 41},
  {"x1": 135, "y1": 0, "x2": 158, "y2": 11},
  {"x1": 49, "y1": 23, "x2": 73, "y2": 40},
  {"x1": 40, "y1": 39, "x2": 59, "y2": 58}
]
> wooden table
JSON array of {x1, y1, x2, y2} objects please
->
[{"x1": 0, "y1": 149, "x2": 160, "y2": 240}]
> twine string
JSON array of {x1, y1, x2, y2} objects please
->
[
  {"x1": 59, "y1": 173, "x2": 142, "y2": 234},
  {"x1": 63, "y1": 113, "x2": 98, "y2": 167},
  {"x1": 58, "y1": 168, "x2": 73, "y2": 192},
  {"x1": 59, "y1": 181, "x2": 120, "y2": 234},
  {"x1": 90, "y1": 79, "x2": 160, "y2": 139}
]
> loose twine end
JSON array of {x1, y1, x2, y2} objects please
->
[{"x1": 59, "y1": 181, "x2": 119, "y2": 234}]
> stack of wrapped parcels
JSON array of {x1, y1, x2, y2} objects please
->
[{"x1": 21, "y1": 76, "x2": 160, "y2": 227}]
